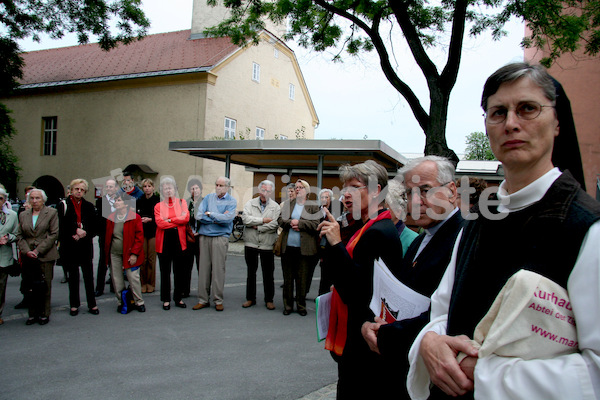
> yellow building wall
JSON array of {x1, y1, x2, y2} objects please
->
[{"x1": 3, "y1": 39, "x2": 318, "y2": 208}]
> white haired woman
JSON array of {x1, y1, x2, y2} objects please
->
[
  {"x1": 0, "y1": 188, "x2": 19, "y2": 325},
  {"x1": 58, "y1": 178, "x2": 99, "y2": 316},
  {"x1": 385, "y1": 179, "x2": 419, "y2": 257},
  {"x1": 17, "y1": 189, "x2": 59, "y2": 325}
]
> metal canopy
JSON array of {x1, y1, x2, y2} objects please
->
[{"x1": 169, "y1": 139, "x2": 408, "y2": 188}]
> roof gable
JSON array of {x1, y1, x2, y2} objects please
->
[{"x1": 20, "y1": 30, "x2": 239, "y2": 85}]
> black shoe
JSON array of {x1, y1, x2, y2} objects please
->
[
  {"x1": 136, "y1": 305, "x2": 146, "y2": 313},
  {"x1": 117, "y1": 305, "x2": 123, "y2": 313},
  {"x1": 94, "y1": 290, "x2": 104, "y2": 297},
  {"x1": 26, "y1": 317, "x2": 38, "y2": 325},
  {"x1": 15, "y1": 300, "x2": 28, "y2": 309},
  {"x1": 163, "y1": 303, "x2": 170, "y2": 311},
  {"x1": 283, "y1": 308, "x2": 292, "y2": 316},
  {"x1": 38, "y1": 317, "x2": 49, "y2": 325},
  {"x1": 70, "y1": 308, "x2": 79, "y2": 316},
  {"x1": 175, "y1": 301, "x2": 187, "y2": 309},
  {"x1": 89, "y1": 308, "x2": 100, "y2": 315},
  {"x1": 298, "y1": 309, "x2": 307, "y2": 316}
]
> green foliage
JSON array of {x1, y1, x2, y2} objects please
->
[
  {"x1": 490, "y1": 0, "x2": 600, "y2": 67},
  {"x1": 0, "y1": 0, "x2": 150, "y2": 190},
  {"x1": 0, "y1": 104, "x2": 20, "y2": 194},
  {"x1": 464, "y1": 131, "x2": 496, "y2": 161}
]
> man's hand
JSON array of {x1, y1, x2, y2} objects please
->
[
  {"x1": 128, "y1": 254, "x2": 138, "y2": 266},
  {"x1": 361, "y1": 317, "x2": 386, "y2": 354},
  {"x1": 420, "y1": 332, "x2": 478, "y2": 396},
  {"x1": 459, "y1": 356, "x2": 477, "y2": 381},
  {"x1": 141, "y1": 217, "x2": 152, "y2": 223},
  {"x1": 0, "y1": 235, "x2": 8, "y2": 245},
  {"x1": 263, "y1": 217, "x2": 273, "y2": 224}
]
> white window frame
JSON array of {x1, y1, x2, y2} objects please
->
[
  {"x1": 255, "y1": 127, "x2": 265, "y2": 140},
  {"x1": 279, "y1": 135, "x2": 288, "y2": 140},
  {"x1": 252, "y1": 62, "x2": 260, "y2": 82},
  {"x1": 289, "y1": 83, "x2": 295, "y2": 100},
  {"x1": 42, "y1": 116, "x2": 57, "y2": 156},
  {"x1": 224, "y1": 117, "x2": 237, "y2": 140}
]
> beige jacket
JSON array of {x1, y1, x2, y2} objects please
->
[
  {"x1": 242, "y1": 197, "x2": 281, "y2": 250},
  {"x1": 17, "y1": 206, "x2": 59, "y2": 262}
]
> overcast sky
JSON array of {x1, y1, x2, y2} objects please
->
[{"x1": 17, "y1": 0, "x2": 525, "y2": 156}]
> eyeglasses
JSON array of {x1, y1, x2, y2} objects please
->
[
  {"x1": 409, "y1": 182, "x2": 452, "y2": 200},
  {"x1": 341, "y1": 185, "x2": 367, "y2": 195},
  {"x1": 484, "y1": 101, "x2": 554, "y2": 124}
]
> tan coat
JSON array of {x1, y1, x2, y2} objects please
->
[
  {"x1": 17, "y1": 206, "x2": 59, "y2": 262},
  {"x1": 277, "y1": 199, "x2": 320, "y2": 256}
]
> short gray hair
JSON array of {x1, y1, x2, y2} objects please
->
[
  {"x1": 398, "y1": 155, "x2": 455, "y2": 185},
  {"x1": 481, "y1": 62, "x2": 556, "y2": 111},
  {"x1": 216, "y1": 176, "x2": 231, "y2": 187},
  {"x1": 339, "y1": 160, "x2": 388, "y2": 192},
  {"x1": 259, "y1": 180, "x2": 274, "y2": 191},
  {"x1": 159, "y1": 176, "x2": 177, "y2": 192},
  {"x1": 29, "y1": 188, "x2": 48, "y2": 203},
  {"x1": 385, "y1": 179, "x2": 408, "y2": 220},
  {"x1": 319, "y1": 188, "x2": 333, "y2": 200}
]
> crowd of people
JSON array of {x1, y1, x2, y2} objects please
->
[{"x1": 0, "y1": 61, "x2": 598, "y2": 399}]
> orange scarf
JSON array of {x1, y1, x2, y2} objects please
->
[{"x1": 325, "y1": 210, "x2": 391, "y2": 355}]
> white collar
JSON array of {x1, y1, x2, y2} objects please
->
[{"x1": 497, "y1": 168, "x2": 562, "y2": 212}]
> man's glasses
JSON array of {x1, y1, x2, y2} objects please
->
[
  {"x1": 484, "y1": 101, "x2": 554, "y2": 124},
  {"x1": 409, "y1": 182, "x2": 452, "y2": 200}
]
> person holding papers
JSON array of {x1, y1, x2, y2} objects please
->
[
  {"x1": 408, "y1": 63, "x2": 600, "y2": 400},
  {"x1": 360, "y1": 155, "x2": 465, "y2": 399},
  {"x1": 318, "y1": 160, "x2": 401, "y2": 399}
]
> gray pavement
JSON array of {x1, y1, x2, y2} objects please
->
[{"x1": 0, "y1": 237, "x2": 337, "y2": 400}]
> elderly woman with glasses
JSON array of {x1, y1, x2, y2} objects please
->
[
  {"x1": 58, "y1": 178, "x2": 100, "y2": 317},
  {"x1": 408, "y1": 62, "x2": 600, "y2": 400},
  {"x1": 277, "y1": 179, "x2": 320, "y2": 316},
  {"x1": 0, "y1": 188, "x2": 18, "y2": 325},
  {"x1": 318, "y1": 160, "x2": 402, "y2": 398},
  {"x1": 17, "y1": 189, "x2": 59, "y2": 325}
]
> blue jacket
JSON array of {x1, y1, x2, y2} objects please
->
[{"x1": 197, "y1": 192, "x2": 237, "y2": 237}]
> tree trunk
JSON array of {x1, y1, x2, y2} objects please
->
[{"x1": 424, "y1": 87, "x2": 459, "y2": 164}]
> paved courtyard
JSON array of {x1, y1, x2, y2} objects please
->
[{"x1": 0, "y1": 238, "x2": 338, "y2": 400}]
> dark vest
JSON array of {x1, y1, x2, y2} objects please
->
[{"x1": 432, "y1": 171, "x2": 600, "y2": 400}]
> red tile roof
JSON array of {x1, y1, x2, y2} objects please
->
[{"x1": 20, "y1": 30, "x2": 240, "y2": 85}]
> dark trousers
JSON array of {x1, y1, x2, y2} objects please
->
[
  {"x1": 244, "y1": 246, "x2": 275, "y2": 303},
  {"x1": 158, "y1": 229, "x2": 186, "y2": 303},
  {"x1": 95, "y1": 236, "x2": 110, "y2": 293},
  {"x1": 22, "y1": 259, "x2": 53, "y2": 318},
  {"x1": 281, "y1": 247, "x2": 317, "y2": 312},
  {"x1": 318, "y1": 259, "x2": 334, "y2": 295},
  {"x1": 65, "y1": 257, "x2": 96, "y2": 309},
  {"x1": 183, "y1": 235, "x2": 200, "y2": 297}
]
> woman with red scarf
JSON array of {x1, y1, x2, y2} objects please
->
[
  {"x1": 57, "y1": 179, "x2": 99, "y2": 316},
  {"x1": 318, "y1": 160, "x2": 402, "y2": 399}
]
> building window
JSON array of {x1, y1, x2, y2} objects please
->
[
  {"x1": 224, "y1": 117, "x2": 237, "y2": 139},
  {"x1": 279, "y1": 135, "x2": 288, "y2": 140},
  {"x1": 42, "y1": 116, "x2": 57, "y2": 156},
  {"x1": 274, "y1": 48, "x2": 279, "y2": 58},
  {"x1": 289, "y1": 83, "x2": 295, "y2": 100},
  {"x1": 255, "y1": 127, "x2": 265, "y2": 140},
  {"x1": 252, "y1": 62, "x2": 260, "y2": 82}
]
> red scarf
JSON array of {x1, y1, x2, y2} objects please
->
[
  {"x1": 325, "y1": 209, "x2": 391, "y2": 356},
  {"x1": 70, "y1": 196, "x2": 82, "y2": 226}
]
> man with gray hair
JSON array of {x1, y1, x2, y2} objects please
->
[
  {"x1": 361, "y1": 155, "x2": 465, "y2": 399},
  {"x1": 192, "y1": 177, "x2": 237, "y2": 312},
  {"x1": 241, "y1": 180, "x2": 281, "y2": 310}
]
